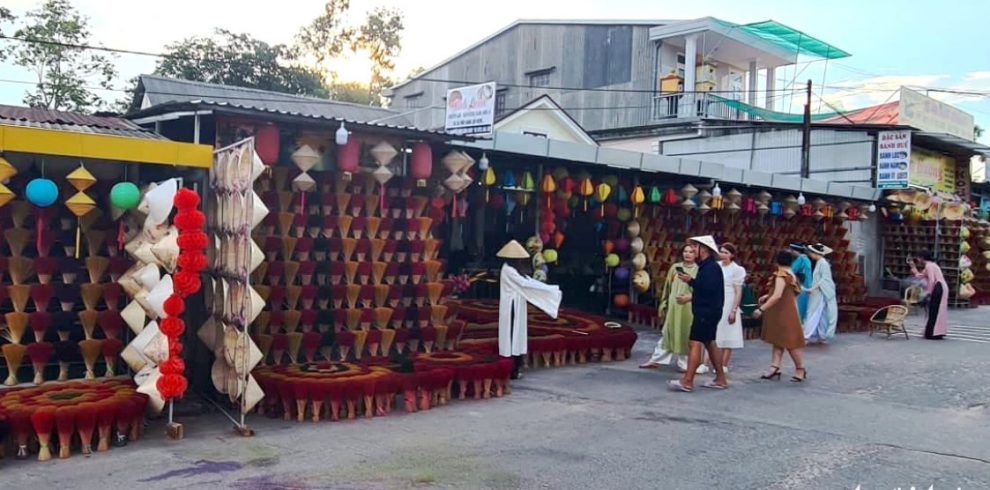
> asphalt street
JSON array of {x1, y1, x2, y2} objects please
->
[{"x1": 4, "y1": 309, "x2": 989, "y2": 489}]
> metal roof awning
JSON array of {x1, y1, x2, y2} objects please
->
[
  {"x1": 912, "y1": 131, "x2": 990, "y2": 158},
  {"x1": 456, "y1": 131, "x2": 881, "y2": 201}
]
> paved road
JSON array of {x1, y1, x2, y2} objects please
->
[
  {"x1": 904, "y1": 307, "x2": 990, "y2": 343},
  {"x1": 4, "y1": 308, "x2": 989, "y2": 489}
]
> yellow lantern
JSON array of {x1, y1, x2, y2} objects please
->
[
  {"x1": 65, "y1": 165, "x2": 97, "y2": 258},
  {"x1": 541, "y1": 174, "x2": 557, "y2": 208},
  {"x1": 631, "y1": 185, "x2": 645, "y2": 217},
  {"x1": 482, "y1": 167, "x2": 497, "y2": 202},
  {"x1": 0, "y1": 156, "x2": 17, "y2": 182},
  {"x1": 596, "y1": 182, "x2": 611, "y2": 202}
]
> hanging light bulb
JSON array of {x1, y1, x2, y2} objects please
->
[
  {"x1": 478, "y1": 152, "x2": 489, "y2": 171},
  {"x1": 712, "y1": 183, "x2": 722, "y2": 197},
  {"x1": 868, "y1": 203, "x2": 877, "y2": 213},
  {"x1": 797, "y1": 192, "x2": 806, "y2": 206},
  {"x1": 335, "y1": 121, "x2": 349, "y2": 145}
]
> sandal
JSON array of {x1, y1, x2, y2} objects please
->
[
  {"x1": 760, "y1": 365, "x2": 782, "y2": 380},
  {"x1": 667, "y1": 380, "x2": 693, "y2": 392}
]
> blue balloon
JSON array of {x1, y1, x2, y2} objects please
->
[{"x1": 26, "y1": 178, "x2": 58, "y2": 207}]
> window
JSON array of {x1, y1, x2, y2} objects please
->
[
  {"x1": 676, "y1": 53, "x2": 686, "y2": 78},
  {"x1": 527, "y1": 68, "x2": 554, "y2": 87},
  {"x1": 523, "y1": 130, "x2": 548, "y2": 138},
  {"x1": 404, "y1": 92, "x2": 424, "y2": 109},
  {"x1": 495, "y1": 91, "x2": 507, "y2": 117}
]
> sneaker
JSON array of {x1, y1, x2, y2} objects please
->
[{"x1": 695, "y1": 364, "x2": 710, "y2": 375}]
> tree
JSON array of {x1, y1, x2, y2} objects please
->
[
  {"x1": 353, "y1": 7, "x2": 403, "y2": 99},
  {"x1": 296, "y1": 0, "x2": 354, "y2": 66},
  {"x1": 154, "y1": 29, "x2": 330, "y2": 98},
  {"x1": 330, "y1": 81, "x2": 376, "y2": 106},
  {"x1": 3, "y1": 0, "x2": 117, "y2": 112}
]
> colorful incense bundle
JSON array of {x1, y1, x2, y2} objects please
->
[
  {"x1": 360, "y1": 308, "x2": 374, "y2": 330},
  {"x1": 99, "y1": 310, "x2": 124, "y2": 340},
  {"x1": 411, "y1": 263, "x2": 426, "y2": 286},
  {"x1": 114, "y1": 402, "x2": 132, "y2": 447},
  {"x1": 0, "y1": 285, "x2": 7, "y2": 310},
  {"x1": 330, "y1": 285, "x2": 345, "y2": 309},
  {"x1": 4, "y1": 311, "x2": 28, "y2": 344},
  {"x1": 80, "y1": 283, "x2": 103, "y2": 311},
  {"x1": 393, "y1": 327, "x2": 409, "y2": 354},
  {"x1": 345, "y1": 284, "x2": 361, "y2": 309},
  {"x1": 426, "y1": 282, "x2": 445, "y2": 306},
  {"x1": 102, "y1": 338, "x2": 124, "y2": 376},
  {"x1": 409, "y1": 240, "x2": 424, "y2": 263},
  {"x1": 301, "y1": 286, "x2": 317, "y2": 310},
  {"x1": 355, "y1": 239, "x2": 371, "y2": 264},
  {"x1": 355, "y1": 261, "x2": 371, "y2": 286},
  {"x1": 346, "y1": 308, "x2": 362, "y2": 331},
  {"x1": 10, "y1": 407, "x2": 33, "y2": 458},
  {"x1": 343, "y1": 260, "x2": 359, "y2": 285},
  {"x1": 55, "y1": 406, "x2": 76, "y2": 459},
  {"x1": 397, "y1": 262, "x2": 410, "y2": 285},
  {"x1": 379, "y1": 217, "x2": 394, "y2": 239},
  {"x1": 96, "y1": 401, "x2": 115, "y2": 452},
  {"x1": 85, "y1": 230, "x2": 107, "y2": 259},
  {"x1": 9, "y1": 285, "x2": 29, "y2": 313},
  {"x1": 349, "y1": 193, "x2": 364, "y2": 217},
  {"x1": 286, "y1": 332, "x2": 303, "y2": 364},
  {"x1": 380, "y1": 328, "x2": 396, "y2": 357},
  {"x1": 271, "y1": 333, "x2": 288, "y2": 365},
  {"x1": 373, "y1": 307, "x2": 394, "y2": 330},
  {"x1": 264, "y1": 236, "x2": 282, "y2": 261},
  {"x1": 298, "y1": 261, "x2": 316, "y2": 285},
  {"x1": 31, "y1": 406, "x2": 56, "y2": 461},
  {"x1": 5, "y1": 228, "x2": 31, "y2": 256},
  {"x1": 365, "y1": 217, "x2": 382, "y2": 243},
  {"x1": 358, "y1": 285, "x2": 374, "y2": 308},
  {"x1": 405, "y1": 219, "x2": 419, "y2": 242},
  {"x1": 385, "y1": 262, "x2": 399, "y2": 286},
  {"x1": 374, "y1": 284, "x2": 390, "y2": 308},
  {"x1": 352, "y1": 216, "x2": 366, "y2": 240},
  {"x1": 434, "y1": 324, "x2": 449, "y2": 352},
  {"x1": 341, "y1": 237, "x2": 357, "y2": 262},
  {"x1": 364, "y1": 193, "x2": 380, "y2": 218},
  {"x1": 336, "y1": 330, "x2": 354, "y2": 361},
  {"x1": 79, "y1": 309, "x2": 100, "y2": 339},
  {"x1": 284, "y1": 260, "x2": 301, "y2": 286},
  {"x1": 35, "y1": 257, "x2": 57, "y2": 284},
  {"x1": 301, "y1": 331, "x2": 321, "y2": 363},
  {"x1": 335, "y1": 192, "x2": 352, "y2": 217},
  {"x1": 389, "y1": 286, "x2": 403, "y2": 309},
  {"x1": 293, "y1": 213, "x2": 307, "y2": 237},
  {"x1": 410, "y1": 195, "x2": 429, "y2": 219},
  {"x1": 321, "y1": 215, "x2": 337, "y2": 240},
  {"x1": 337, "y1": 215, "x2": 354, "y2": 239},
  {"x1": 352, "y1": 330, "x2": 368, "y2": 359},
  {"x1": 255, "y1": 334, "x2": 273, "y2": 364},
  {"x1": 54, "y1": 340, "x2": 78, "y2": 381},
  {"x1": 108, "y1": 256, "x2": 131, "y2": 282},
  {"x1": 283, "y1": 309, "x2": 302, "y2": 333},
  {"x1": 296, "y1": 236, "x2": 314, "y2": 261},
  {"x1": 329, "y1": 261, "x2": 344, "y2": 285},
  {"x1": 425, "y1": 260, "x2": 443, "y2": 284},
  {"x1": 268, "y1": 308, "x2": 285, "y2": 335},
  {"x1": 281, "y1": 237, "x2": 298, "y2": 261},
  {"x1": 382, "y1": 239, "x2": 398, "y2": 262},
  {"x1": 369, "y1": 262, "x2": 387, "y2": 287},
  {"x1": 103, "y1": 283, "x2": 123, "y2": 310},
  {"x1": 85, "y1": 256, "x2": 110, "y2": 283},
  {"x1": 79, "y1": 338, "x2": 104, "y2": 379},
  {"x1": 417, "y1": 217, "x2": 433, "y2": 240},
  {"x1": 267, "y1": 260, "x2": 285, "y2": 285},
  {"x1": 277, "y1": 211, "x2": 295, "y2": 237},
  {"x1": 416, "y1": 306, "x2": 432, "y2": 329},
  {"x1": 430, "y1": 305, "x2": 449, "y2": 326},
  {"x1": 320, "y1": 193, "x2": 335, "y2": 215},
  {"x1": 424, "y1": 239, "x2": 440, "y2": 261},
  {"x1": 27, "y1": 342, "x2": 54, "y2": 384},
  {"x1": 8, "y1": 256, "x2": 33, "y2": 285}
]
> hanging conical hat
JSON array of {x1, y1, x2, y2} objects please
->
[
  {"x1": 245, "y1": 286, "x2": 264, "y2": 324},
  {"x1": 4, "y1": 312, "x2": 28, "y2": 344},
  {"x1": 285, "y1": 285, "x2": 302, "y2": 310},
  {"x1": 143, "y1": 178, "x2": 177, "y2": 226},
  {"x1": 250, "y1": 193, "x2": 269, "y2": 230},
  {"x1": 4, "y1": 228, "x2": 31, "y2": 256},
  {"x1": 78, "y1": 309, "x2": 99, "y2": 339},
  {"x1": 134, "y1": 263, "x2": 161, "y2": 291},
  {"x1": 942, "y1": 203, "x2": 966, "y2": 221},
  {"x1": 8, "y1": 284, "x2": 29, "y2": 313},
  {"x1": 196, "y1": 317, "x2": 220, "y2": 352},
  {"x1": 292, "y1": 172, "x2": 317, "y2": 193},
  {"x1": 145, "y1": 275, "x2": 173, "y2": 320},
  {"x1": 370, "y1": 141, "x2": 398, "y2": 166},
  {"x1": 151, "y1": 228, "x2": 179, "y2": 273},
  {"x1": 136, "y1": 366, "x2": 165, "y2": 413},
  {"x1": 10, "y1": 201, "x2": 31, "y2": 228},
  {"x1": 8, "y1": 256, "x2": 32, "y2": 285},
  {"x1": 243, "y1": 374, "x2": 264, "y2": 413},
  {"x1": 248, "y1": 239, "x2": 264, "y2": 273},
  {"x1": 66, "y1": 165, "x2": 97, "y2": 192},
  {"x1": 84, "y1": 256, "x2": 110, "y2": 284},
  {"x1": 121, "y1": 345, "x2": 149, "y2": 372},
  {"x1": 121, "y1": 300, "x2": 146, "y2": 335},
  {"x1": 65, "y1": 191, "x2": 96, "y2": 217}
]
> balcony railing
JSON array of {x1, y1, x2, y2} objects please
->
[{"x1": 651, "y1": 93, "x2": 745, "y2": 121}]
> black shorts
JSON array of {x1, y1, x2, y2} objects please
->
[{"x1": 689, "y1": 316, "x2": 719, "y2": 344}]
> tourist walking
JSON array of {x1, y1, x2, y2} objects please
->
[
  {"x1": 716, "y1": 243, "x2": 746, "y2": 371},
  {"x1": 669, "y1": 236, "x2": 728, "y2": 392},
  {"x1": 912, "y1": 252, "x2": 948, "y2": 340},
  {"x1": 789, "y1": 243, "x2": 813, "y2": 319},
  {"x1": 640, "y1": 244, "x2": 697, "y2": 371},
  {"x1": 496, "y1": 240, "x2": 563, "y2": 379},
  {"x1": 803, "y1": 243, "x2": 838, "y2": 343},
  {"x1": 753, "y1": 250, "x2": 807, "y2": 382}
]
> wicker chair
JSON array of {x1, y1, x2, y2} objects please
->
[
  {"x1": 869, "y1": 305, "x2": 910, "y2": 340},
  {"x1": 903, "y1": 286, "x2": 923, "y2": 316}
]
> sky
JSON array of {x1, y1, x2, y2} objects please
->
[{"x1": 1, "y1": 0, "x2": 989, "y2": 143}]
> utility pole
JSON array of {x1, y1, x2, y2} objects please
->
[{"x1": 801, "y1": 79, "x2": 812, "y2": 178}]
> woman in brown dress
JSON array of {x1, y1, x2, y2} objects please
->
[{"x1": 752, "y1": 250, "x2": 807, "y2": 382}]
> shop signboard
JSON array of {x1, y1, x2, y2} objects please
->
[
  {"x1": 909, "y1": 147, "x2": 956, "y2": 193},
  {"x1": 444, "y1": 82, "x2": 497, "y2": 136},
  {"x1": 899, "y1": 87, "x2": 976, "y2": 141},
  {"x1": 876, "y1": 130, "x2": 911, "y2": 189}
]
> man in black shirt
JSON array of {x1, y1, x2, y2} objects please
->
[{"x1": 669, "y1": 235, "x2": 729, "y2": 392}]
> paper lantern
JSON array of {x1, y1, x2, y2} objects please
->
[
  {"x1": 596, "y1": 183, "x2": 611, "y2": 202},
  {"x1": 605, "y1": 254, "x2": 620, "y2": 268},
  {"x1": 482, "y1": 167, "x2": 497, "y2": 201},
  {"x1": 336, "y1": 138, "x2": 361, "y2": 181},
  {"x1": 370, "y1": 141, "x2": 398, "y2": 166},
  {"x1": 648, "y1": 186, "x2": 662, "y2": 204},
  {"x1": 631, "y1": 186, "x2": 645, "y2": 215},
  {"x1": 578, "y1": 178, "x2": 594, "y2": 211},
  {"x1": 681, "y1": 184, "x2": 698, "y2": 200},
  {"x1": 26, "y1": 179, "x2": 58, "y2": 207},
  {"x1": 410, "y1": 142, "x2": 433, "y2": 187},
  {"x1": 255, "y1": 125, "x2": 280, "y2": 165}
]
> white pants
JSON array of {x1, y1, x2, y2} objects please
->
[{"x1": 647, "y1": 338, "x2": 689, "y2": 371}]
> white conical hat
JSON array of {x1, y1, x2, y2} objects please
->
[
  {"x1": 136, "y1": 366, "x2": 165, "y2": 413},
  {"x1": 122, "y1": 300, "x2": 147, "y2": 334},
  {"x1": 249, "y1": 239, "x2": 264, "y2": 273},
  {"x1": 251, "y1": 193, "x2": 269, "y2": 229},
  {"x1": 146, "y1": 274, "x2": 174, "y2": 320},
  {"x1": 291, "y1": 145, "x2": 321, "y2": 172},
  {"x1": 496, "y1": 240, "x2": 530, "y2": 259},
  {"x1": 243, "y1": 374, "x2": 264, "y2": 413},
  {"x1": 142, "y1": 331, "x2": 169, "y2": 364},
  {"x1": 144, "y1": 178, "x2": 178, "y2": 226},
  {"x1": 689, "y1": 235, "x2": 719, "y2": 253},
  {"x1": 135, "y1": 263, "x2": 161, "y2": 291},
  {"x1": 121, "y1": 345, "x2": 149, "y2": 372},
  {"x1": 211, "y1": 357, "x2": 229, "y2": 394},
  {"x1": 196, "y1": 317, "x2": 220, "y2": 352},
  {"x1": 150, "y1": 227, "x2": 180, "y2": 273}
]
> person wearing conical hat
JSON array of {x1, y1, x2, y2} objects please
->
[
  {"x1": 789, "y1": 243, "x2": 813, "y2": 319},
  {"x1": 669, "y1": 235, "x2": 728, "y2": 392},
  {"x1": 496, "y1": 240, "x2": 562, "y2": 379},
  {"x1": 802, "y1": 243, "x2": 838, "y2": 343}
]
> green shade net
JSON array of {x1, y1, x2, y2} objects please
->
[
  {"x1": 718, "y1": 19, "x2": 851, "y2": 60},
  {"x1": 709, "y1": 95, "x2": 843, "y2": 123}
]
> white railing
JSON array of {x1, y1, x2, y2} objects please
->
[{"x1": 651, "y1": 93, "x2": 743, "y2": 121}]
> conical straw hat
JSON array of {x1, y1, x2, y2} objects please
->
[
  {"x1": 292, "y1": 173, "x2": 317, "y2": 193},
  {"x1": 9, "y1": 285, "x2": 30, "y2": 313},
  {"x1": 85, "y1": 256, "x2": 110, "y2": 284},
  {"x1": 247, "y1": 286, "x2": 264, "y2": 324},
  {"x1": 277, "y1": 212, "x2": 295, "y2": 237},
  {"x1": 121, "y1": 301, "x2": 146, "y2": 335},
  {"x1": 250, "y1": 194, "x2": 269, "y2": 230},
  {"x1": 8, "y1": 256, "x2": 33, "y2": 285},
  {"x1": 283, "y1": 310, "x2": 301, "y2": 333},
  {"x1": 4, "y1": 228, "x2": 31, "y2": 256},
  {"x1": 10, "y1": 201, "x2": 31, "y2": 228},
  {"x1": 65, "y1": 191, "x2": 96, "y2": 217},
  {"x1": 5, "y1": 312, "x2": 28, "y2": 344},
  {"x1": 79, "y1": 309, "x2": 99, "y2": 339},
  {"x1": 150, "y1": 228, "x2": 179, "y2": 273}
]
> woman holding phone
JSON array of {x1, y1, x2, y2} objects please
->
[{"x1": 640, "y1": 244, "x2": 698, "y2": 371}]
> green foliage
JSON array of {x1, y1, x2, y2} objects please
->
[{"x1": 4, "y1": 0, "x2": 117, "y2": 112}]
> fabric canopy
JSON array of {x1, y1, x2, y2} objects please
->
[{"x1": 719, "y1": 20, "x2": 851, "y2": 60}]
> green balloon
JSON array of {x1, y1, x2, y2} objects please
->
[{"x1": 111, "y1": 182, "x2": 141, "y2": 210}]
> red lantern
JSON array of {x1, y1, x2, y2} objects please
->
[
  {"x1": 662, "y1": 189, "x2": 679, "y2": 206},
  {"x1": 255, "y1": 125, "x2": 280, "y2": 165},
  {"x1": 336, "y1": 137, "x2": 361, "y2": 181},
  {"x1": 410, "y1": 142, "x2": 433, "y2": 187}
]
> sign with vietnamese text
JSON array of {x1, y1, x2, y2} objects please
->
[
  {"x1": 899, "y1": 87, "x2": 975, "y2": 141},
  {"x1": 876, "y1": 130, "x2": 911, "y2": 189},
  {"x1": 910, "y1": 147, "x2": 956, "y2": 193},
  {"x1": 444, "y1": 82, "x2": 496, "y2": 136}
]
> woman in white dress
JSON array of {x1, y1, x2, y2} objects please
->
[{"x1": 716, "y1": 243, "x2": 746, "y2": 371}]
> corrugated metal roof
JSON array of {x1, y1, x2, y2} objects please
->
[
  {"x1": 0, "y1": 104, "x2": 166, "y2": 139},
  {"x1": 820, "y1": 101, "x2": 899, "y2": 125},
  {"x1": 139, "y1": 75, "x2": 411, "y2": 126}
]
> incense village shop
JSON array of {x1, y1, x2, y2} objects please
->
[{"x1": 0, "y1": 106, "x2": 212, "y2": 461}]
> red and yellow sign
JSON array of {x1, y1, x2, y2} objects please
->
[{"x1": 910, "y1": 147, "x2": 956, "y2": 194}]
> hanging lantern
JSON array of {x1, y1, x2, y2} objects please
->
[
  {"x1": 681, "y1": 184, "x2": 698, "y2": 200},
  {"x1": 770, "y1": 201, "x2": 783, "y2": 216},
  {"x1": 801, "y1": 204, "x2": 814, "y2": 217},
  {"x1": 726, "y1": 188, "x2": 742, "y2": 204},
  {"x1": 521, "y1": 172, "x2": 536, "y2": 192},
  {"x1": 596, "y1": 183, "x2": 612, "y2": 217},
  {"x1": 292, "y1": 144, "x2": 320, "y2": 216},
  {"x1": 482, "y1": 167, "x2": 497, "y2": 202},
  {"x1": 370, "y1": 141, "x2": 398, "y2": 167},
  {"x1": 648, "y1": 186, "x2": 662, "y2": 204},
  {"x1": 336, "y1": 137, "x2": 361, "y2": 182},
  {"x1": 541, "y1": 174, "x2": 556, "y2": 208},
  {"x1": 410, "y1": 142, "x2": 432, "y2": 187},
  {"x1": 442, "y1": 150, "x2": 471, "y2": 174},
  {"x1": 696, "y1": 190, "x2": 712, "y2": 206},
  {"x1": 558, "y1": 176, "x2": 576, "y2": 200},
  {"x1": 0, "y1": 157, "x2": 17, "y2": 208},
  {"x1": 578, "y1": 178, "x2": 594, "y2": 211},
  {"x1": 859, "y1": 204, "x2": 872, "y2": 221},
  {"x1": 617, "y1": 185, "x2": 629, "y2": 204},
  {"x1": 797, "y1": 192, "x2": 807, "y2": 206},
  {"x1": 503, "y1": 170, "x2": 517, "y2": 188},
  {"x1": 65, "y1": 165, "x2": 97, "y2": 259},
  {"x1": 631, "y1": 185, "x2": 645, "y2": 217},
  {"x1": 372, "y1": 166, "x2": 394, "y2": 210},
  {"x1": 662, "y1": 188, "x2": 679, "y2": 206},
  {"x1": 255, "y1": 124, "x2": 280, "y2": 165},
  {"x1": 757, "y1": 190, "x2": 772, "y2": 204},
  {"x1": 757, "y1": 202, "x2": 770, "y2": 216}
]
